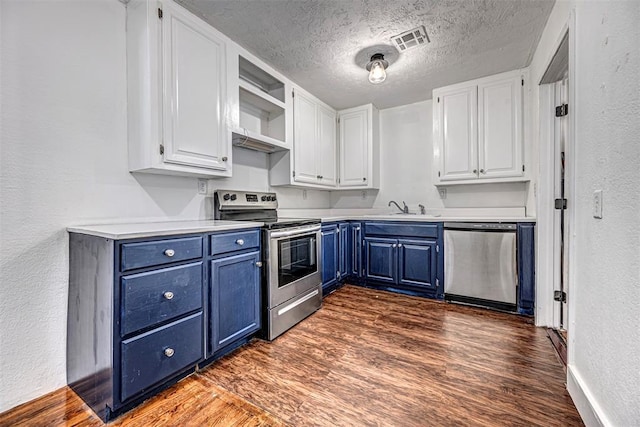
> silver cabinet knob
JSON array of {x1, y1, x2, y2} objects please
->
[
  {"x1": 236, "y1": 239, "x2": 244, "y2": 246},
  {"x1": 164, "y1": 249, "x2": 175, "y2": 257},
  {"x1": 398, "y1": 244, "x2": 403, "y2": 248},
  {"x1": 164, "y1": 348, "x2": 175, "y2": 357},
  {"x1": 163, "y1": 291, "x2": 174, "y2": 300},
  {"x1": 392, "y1": 244, "x2": 397, "y2": 248},
  {"x1": 255, "y1": 261, "x2": 263, "y2": 267}
]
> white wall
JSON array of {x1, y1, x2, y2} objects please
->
[
  {"x1": 530, "y1": 1, "x2": 640, "y2": 425},
  {"x1": 330, "y1": 100, "x2": 529, "y2": 213}
]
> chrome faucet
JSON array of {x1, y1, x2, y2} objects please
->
[
  {"x1": 418, "y1": 204, "x2": 426, "y2": 215},
  {"x1": 389, "y1": 200, "x2": 409, "y2": 214}
]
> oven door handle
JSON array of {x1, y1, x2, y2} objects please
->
[{"x1": 269, "y1": 224, "x2": 321, "y2": 239}]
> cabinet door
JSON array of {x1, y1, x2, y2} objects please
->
[
  {"x1": 162, "y1": 3, "x2": 228, "y2": 170},
  {"x1": 293, "y1": 91, "x2": 320, "y2": 184},
  {"x1": 365, "y1": 238, "x2": 396, "y2": 284},
  {"x1": 209, "y1": 251, "x2": 261, "y2": 355},
  {"x1": 350, "y1": 223, "x2": 362, "y2": 278},
  {"x1": 397, "y1": 239, "x2": 437, "y2": 290},
  {"x1": 338, "y1": 108, "x2": 369, "y2": 187},
  {"x1": 317, "y1": 105, "x2": 337, "y2": 186},
  {"x1": 338, "y1": 223, "x2": 350, "y2": 279},
  {"x1": 435, "y1": 85, "x2": 478, "y2": 181},
  {"x1": 478, "y1": 75, "x2": 523, "y2": 179},
  {"x1": 321, "y1": 225, "x2": 339, "y2": 292}
]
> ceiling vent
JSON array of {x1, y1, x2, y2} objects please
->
[{"x1": 391, "y1": 26, "x2": 430, "y2": 52}]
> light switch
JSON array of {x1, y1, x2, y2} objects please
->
[{"x1": 593, "y1": 190, "x2": 603, "y2": 219}]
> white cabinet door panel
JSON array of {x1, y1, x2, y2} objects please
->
[
  {"x1": 162, "y1": 7, "x2": 227, "y2": 170},
  {"x1": 438, "y1": 86, "x2": 478, "y2": 181},
  {"x1": 317, "y1": 105, "x2": 337, "y2": 186},
  {"x1": 478, "y1": 76, "x2": 523, "y2": 178},
  {"x1": 339, "y1": 109, "x2": 368, "y2": 187},
  {"x1": 293, "y1": 91, "x2": 319, "y2": 184}
]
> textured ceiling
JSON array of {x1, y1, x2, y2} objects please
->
[{"x1": 177, "y1": 0, "x2": 555, "y2": 109}]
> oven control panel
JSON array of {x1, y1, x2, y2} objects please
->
[{"x1": 215, "y1": 190, "x2": 278, "y2": 209}]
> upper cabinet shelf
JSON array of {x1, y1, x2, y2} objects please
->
[{"x1": 239, "y1": 56, "x2": 285, "y2": 104}]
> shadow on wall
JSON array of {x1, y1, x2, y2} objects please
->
[{"x1": 132, "y1": 173, "x2": 202, "y2": 218}]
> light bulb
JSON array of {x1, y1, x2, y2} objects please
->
[{"x1": 368, "y1": 60, "x2": 387, "y2": 84}]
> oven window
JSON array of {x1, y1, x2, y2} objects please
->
[{"x1": 277, "y1": 233, "x2": 317, "y2": 288}]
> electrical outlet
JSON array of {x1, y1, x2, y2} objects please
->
[
  {"x1": 438, "y1": 188, "x2": 447, "y2": 199},
  {"x1": 593, "y1": 190, "x2": 603, "y2": 218},
  {"x1": 197, "y1": 179, "x2": 208, "y2": 195},
  {"x1": 302, "y1": 190, "x2": 307, "y2": 200}
]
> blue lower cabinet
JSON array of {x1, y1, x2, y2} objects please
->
[
  {"x1": 350, "y1": 222, "x2": 363, "y2": 278},
  {"x1": 397, "y1": 239, "x2": 437, "y2": 290},
  {"x1": 338, "y1": 223, "x2": 349, "y2": 280},
  {"x1": 120, "y1": 312, "x2": 203, "y2": 402},
  {"x1": 321, "y1": 224, "x2": 339, "y2": 293},
  {"x1": 517, "y1": 223, "x2": 536, "y2": 315},
  {"x1": 209, "y1": 251, "x2": 261, "y2": 355},
  {"x1": 365, "y1": 238, "x2": 397, "y2": 284}
]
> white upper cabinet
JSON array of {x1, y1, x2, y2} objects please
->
[
  {"x1": 338, "y1": 104, "x2": 379, "y2": 189},
  {"x1": 433, "y1": 69, "x2": 528, "y2": 185},
  {"x1": 270, "y1": 87, "x2": 336, "y2": 188},
  {"x1": 127, "y1": 0, "x2": 230, "y2": 177}
]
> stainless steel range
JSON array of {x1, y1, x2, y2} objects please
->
[{"x1": 214, "y1": 190, "x2": 322, "y2": 340}]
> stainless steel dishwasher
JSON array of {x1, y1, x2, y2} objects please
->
[{"x1": 444, "y1": 223, "x2": 517, "y2": 312}]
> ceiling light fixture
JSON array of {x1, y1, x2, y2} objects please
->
[{"x1": 366, "y1": 53, "x2": 389, "y2": 84}]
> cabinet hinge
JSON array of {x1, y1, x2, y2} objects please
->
[
  {"x1": 159, "y1": 144, "x2": 164, "y2": 155},
  {"x1": 438, "y1": 171, "x2": 441, "y2": 177},
  {"x1": 292, "y1": 90, "x2": 295, "y2": 98},
  {"x1": 522, "y1": 164, "x2": 525, "y2": 172},
  {"x1": 436, "y1": 278, "x2": 439, "y2": 287},
  {"x1": 521, "y1": 78, "x2": 524, "y2": 86},
  {"x1": 336, "y1": 271, "x2": 340, "y2": 279},
  {"x1": 338, "y1": 178, "x2": 340, "y2": 184},
  {"x1": 437, "y1": 97, "x2": 440, "y2": 103},
  {"x1": 157, "y1": 7, "x2": 163, "y2": 19},
  {"x1": 292, "y1": 171, "x2": 296, "y2": 177},
  {"x1": 554, "y1": 290, "x2": 567, "y2": 302},
  {"x1": 436, "y1": 245, "x2": 439, "y2": 253},
  {"x1": 555, "y1": 104, "x2": 569, "y2": 117}
]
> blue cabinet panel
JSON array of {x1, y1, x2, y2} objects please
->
[
  {"x1": 210, "y1": 229, "x2": 260, "y2": 256},
  {"x1": 338, "y1": 223, "x2": 349, "y2": 280},
  {"x1": 121, "y1": 236, "x2": 202, "y2": 271},
  {"x1": 365, "y1": 238, "x2": 396, "y2": 284},
  {"x1": 321, "y1": 225, "x2": 339, "y2": 291},
  {"x1": 350, "y1": 222, "x2": 363, "y2": 278},
  {"x1": 210, "y1": 251, "x2": 261, "y2": 354},
  {"x1": 120, "y1": 262, "x2": 203, "y2": 336},
  {"x1": 398, "y1": 239, "x2": 437, "y2": 290},
  {"x1": 120, "y1": 312, "x2": 203, "y2": 402},
  {"x1": 517, "y1": 223, "x2": 536, "y2": 315},
  {"x1": 364, "y1": 222, "x2": 439, "y2": 239}
]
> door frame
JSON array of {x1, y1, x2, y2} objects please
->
[{"x1": 535, "y1": 11, "x2": 577, "y2": 360}]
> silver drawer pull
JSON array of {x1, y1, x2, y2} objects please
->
[
  {"x1": 164, "y1": 348, "x2": 175, "y2": 357},
  {"x1": 164, "y1": 249, "x2": 175, "y2": 257},
  {"x1": 236, "y1": 239, "x2": 244, "y2": 246},
  {"x1": 163, "y1": 291, "x2": 174, "y2": 300}
]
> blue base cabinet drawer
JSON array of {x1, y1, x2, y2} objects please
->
[
  {"x1": 210, "y1": 230, "x2": 260, "y2": 256},
  {"x1": 120, "y1": 312, "x2": 203, "y2": 402},
  {"x1": 121, "y1": 237, "x2": 203, "y2": 271},
  {"x1": 120, "y1": 262, "x2": 203, "y2": 336}
]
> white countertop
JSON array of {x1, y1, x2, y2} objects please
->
[
  {"x1": 315, "y1": 214, "x2": 536, "y2": 223},
  {"x1": 67, "y1": 220, "x2": 263, "y2": 240}
]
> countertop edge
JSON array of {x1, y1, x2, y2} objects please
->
[{"x1": 67, "y1": 221, "x2": 264, "y2": 240}]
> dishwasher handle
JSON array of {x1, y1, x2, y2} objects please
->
[{"x1": 443, "y1": 222, "x2": 516, "y2": 231}]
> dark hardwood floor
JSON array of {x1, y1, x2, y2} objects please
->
[{"x1": 0, "y1": 285, "x2": 583, "y2": 426}]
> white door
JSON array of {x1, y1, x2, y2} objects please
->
[
  {"x1": 436, "y1": 86, "x2": 478, "y2": 181},
  {"x1": 317, "y1": 105, "x2": 337, "y2": 186},
  {"x1": 338, "y1": 108, "x2": 368, "y2": 187},
  {"x1": 161, "y1": 3, "x2": 228, "y2": 170},
  {"x1": 478, "y1": 75, "x2": 523, "y2": 179},
  {"x1": 293, "y1": 90, "x2": 319, "y2": 184}
]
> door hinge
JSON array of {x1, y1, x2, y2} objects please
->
[
  {"x1": 157, "y1": 7, "x2": 163, "y2": 19},
  {"x1": 554, "y1": 198, "x2": 567, "y2": 210},
  {"x1": 554, "y1": 290, "x2": 567, "y2": 302},
  {"x1": 555, "y1": 104, "x2": 569, "y2": 117},
  {"x1": 159, "y1": 144, "x2": 164, "y2": 155}
]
